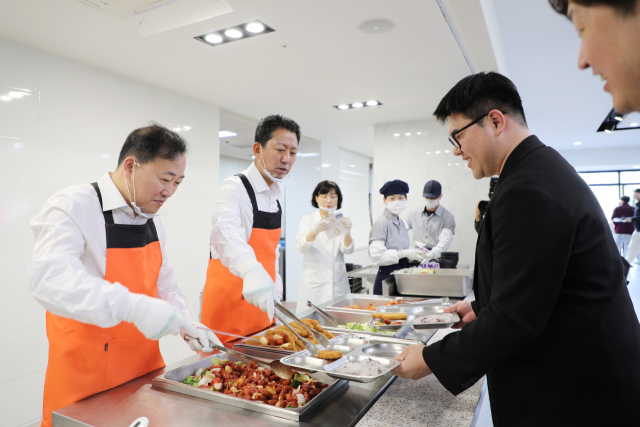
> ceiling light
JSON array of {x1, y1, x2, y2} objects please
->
[
  {"x1": 9, "y1": 91, "x2": 24, "y2": 98},
  {"x1": 0, "y1": 95, "x2": 10, "y2": 101},
  {"x1": 225, "y1": 28, "x2": 243, "y2": 38},
  {"x1": 615, "y1": 114, "x2": 624, "y2": 122},
  {"x1": 435, "y1": 151, "x2": 441, "y2": 154},
  {"x1": 351, "y1": 102, "x2": 363, "y2": 108},
  {"x1": 204, "y1": 33, "x2": 224, "y2": 44},
  {"x1": 456, "y1": 163, "x2": 459, "y2": 166},
  {"x1": 605, "y1": 129, "x2": 613, "y2": 134},
  {"x1": 573, "y1": 141, "x2": 582, "y2": 145},
  {"x1": 366, "y1": 100, "x2": 379, "y2": 106},
  {"x1": 245, "y1": 22, "x2": 265, "y2": 33},
  {"x1": 337, "y1": 104, "x2": 349, "y2": 110},
  {"x1": 448, "y1": 163, "x2": 451, "y2": 166},
  {"x1": 444, "y1": 150, "x2": 450, "y2": 153},
  {"x1": 426, "y1": 152, "x2": 430, "y2": 154},
  {"x1": 334, "y1": 100, "x2": 383, "y2": 110},
  {"x1": 349, "y1": 164, "x2": 355, "y2": 167},
  {"x1": 417, "y1": 132, "x2": 422, "y2": 135},
  {"x1": 633, "y1": 166, "x2": 640, "y2": 169},
  {"x1": 102, "y1": 153, "x2": 110, "y2": 159},
  {"x1": 322, "y1": 163, "x2": 330, "y2": 168},
  {"x1": 183, "y1": 126, "x2": 191, "y2": 130},
  {"x1": 358, "y1": 19, "x2": 395, "y2": 35},
  {"x1": 219, "y1": 130, "x2": 238, "y2": 138},
  {"x1": 394, "y1": 133, "x2": 400, "y2": 137},
  {"x1": 631, "y1": 123, "x2": 639, "y2": 127},
  {"x1": 405, "y1": 133, "x2": 411, "y2": 136}
]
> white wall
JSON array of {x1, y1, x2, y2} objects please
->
[
  {"x1": 558, "y1": 146, "x2": 640, "y2": 172},
  {"x1": 373, "y1": 120, "x2": 489, "y2": 269},
  {"x1": 219, "y1": 156, "x2": 252, "y2": 184},
  {"x1": 0, "y1": 37, "x2": 220, "y2": 427}
]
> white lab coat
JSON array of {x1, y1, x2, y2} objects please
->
[{"x1": 295, "y1": 211, "x2": 354, "y2": 314}]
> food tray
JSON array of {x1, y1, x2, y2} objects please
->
[
  {"x1": 151, "y1": 351, "x2": 346, "y2": 422},
  {"x1": 392, "y1": 268, "x2": 473, "y2": 297},
  {"x1": 374, "y1": 303, "x2": 451, "y2": 314},
  {"x1": 319, "y1": 308, "x2": 415, "y2": 339},
  {"x1": 327, "y1": 296, "x2": 403, "y2": 313},
  {"x1": 280, "y1": 333, "x2": 409, "y2": 383},
  {"x1": 369, "y1": 306, "x2": 459, "y2": 330}
]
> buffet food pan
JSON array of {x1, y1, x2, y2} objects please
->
[
  {"x1": 152, "y1": 351, "x2": 346, "y2": 422},
  {"x1": 318, "y1": 309, "x2": 414, "y2": 339},
  {"x1": 280, "y1": 333, "x2": 407, "y2": 383},
  {"x1": 392, "y1": 268, "x2": 473, "y2": 297},
  {"x1": 327, "y1": 296, "x2": 402, "y2": 313},
  {"x1": 369, "y1": 306, "x2": 460, "y2": 330}
]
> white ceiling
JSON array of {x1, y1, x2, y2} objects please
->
[
  {"x1": 492, "y1": 0, "x2": 640, "y2": 152},
  {"x1": 0, "y1": 0, "x2": 475, "y2": 158}
]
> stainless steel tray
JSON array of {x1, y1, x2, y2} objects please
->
[
  {"x1": 151, "y1": 351, "x2": 347, "y2": 422},
  {"x1": 234, "y1": 324, "x2": 348, "y2": 357},
  {"x1": 371, "y1": 306, "x2": 459, "y2": 330},
  {"x1": 392, "y1": 268, "x2": 473, "y2": 297},
  {"x1": 320, "y1": 308, "x2": 411, "y2": 338},
  {"x1": 280, "y1": 333, "x2": 408, "y2": 383},
  {"x1": 326, "y1": 295, "x2": 443, "y2": 313}
]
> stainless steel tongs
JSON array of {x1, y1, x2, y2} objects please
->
[{"x1": 274, "y1": 302, "x2": 330, "y2": 351}]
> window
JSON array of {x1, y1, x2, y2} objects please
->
[{"x1": 579, "y1": 171, "x2": 640, "y2": 226}]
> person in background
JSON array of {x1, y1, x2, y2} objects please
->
[
  {"x1": 612, "y1": 195, "x2": 634, "y2": 255},
  {"x1": 201, "y1": 115, "x2": 299, "y2": 342},
  {"x1": 29, "y1": 125, "x2": 218, "y2": 427},
  {"x1": 391, "y1": 72, "x2": 640, "y2": 425},
  {"x1": 369, "y1": 180, "x2": 424, "y2": 295},
  {"x1": 405, "y1": 180, "x2": 455, "y2": 262},
  {"x1": 295, "y1": 181, "x2": 354, "y2": 314},
  {"x1": 623, "y1": 189, "x2": 640, "y2": 263}
]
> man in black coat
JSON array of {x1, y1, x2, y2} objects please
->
[{"x1": 391, "y1": 72, "x2": 640, "y2": 426}]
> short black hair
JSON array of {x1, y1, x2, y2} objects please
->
[
  {"x1": 255, "y1": 114, "x2": 301, "y2": 147},
  {"x1": 433, "y1": 72, "x2": 528, "y2": 128},
  {"x1": 549, "y1": 0, "x2": 638, "y2": 16},
  {"x1": 117, "y1": 124, "x2": 188, "y2": 166},
  {"x1": 311, "y1": 181, "x2": 343, "y2": 210},
  {"x1": 622, "y1": 196, "x2": 631, "y2": 203},
  {"x1": 635, "y1": 188, "x2": 640, "y2": 193}
]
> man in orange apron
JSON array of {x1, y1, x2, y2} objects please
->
[
  {"x1": 201, "y1": 115, "x2": 300, "y2": 341},
  {"x1": 29, "y1": 125, "x2": 219, "y2": 427}
]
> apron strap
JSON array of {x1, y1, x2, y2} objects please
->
[
  {"x1": 236, "y1": 173, "x2": 259, "y2": 213},
  {"x1": 90, "y1": 182, "x2": 115, "y2": 224}
]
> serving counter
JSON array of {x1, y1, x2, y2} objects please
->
[{"x1": 52, "y1": 294, "x2": 485, "y2": 427}]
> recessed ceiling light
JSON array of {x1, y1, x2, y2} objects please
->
[
  {"x1": 615, "y1": 115, "x2": 624, "y2": 122},
  {"x1": 631, "y1": 123, "x2": 639, "y2": 127},
  {"x1": 426, "y1": 152, "x2": 430, "y2": 154},
  {"x1": 394, "y1": 133, "x2": 400, "y2": 137},
  {"x1": 0, "y1": 95, "x2": 11, "y2": 101},
  {"x1": 334, "y1": 100, "x2": 383, "y2": 110},
  {"x1": 366, "y1": 100, "x2": 379, "y2": 106},
  {"x1": 573, "y1": 141, "x2": 582, "y2": 145},
  {"x1": 245, "y1": 22, "x2": 265, "y2": 33},
  {"x1": 337, "y1": 104, "x2": 349, "y2": 110},
  {"x1": 605, "y1": 129, "x2": 613, "y2": 134},
  {"x1": 322, "y1": 163, "x2": 330, "y2": 168},
  {"x1": 351, "y1": 102, "x2": 363, "y2": 108},
  {"x1": 9, "y1": 91, "x2": 24, "y2": 98},
  {"x1": 633, "y1": 166, "x2": 640, "y2": 169},
  {"x1": 225, "y1": 28, "x2": 243, "y2": 38},
  {"x1": 205, "y1": 33, "x2": 224, "y2": 44},
  {"x1": 417, "y1": 132, "x2": 422, "y2": 135},
  {"x1": 405, "y1": 133, "x2": 411, "y2": 136},
  {"x1": 456, "y1": 163, "x2": 459, "y2": 166},
  {"x1": 183, "y1": 126, "x2": 191, "y2": 130},
  {"x1": 444, "y1": 150, "x2": 450, "y2": 153},
  {"x1": 435, "y1": 151, "x2": 441, "y2": 154},
  {"x1": 219, "y1": 130, "x2": 238, "y2": 138},
  {"x1": 358, "y1": 19, "x2": 395, "y2": 35},
  {"x1": 349, "y1": 164, "x2": 355, "y2": 167}
]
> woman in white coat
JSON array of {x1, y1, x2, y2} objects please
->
[{"x1": 295, "y1": 181, "x2": 354, "y2": 314}]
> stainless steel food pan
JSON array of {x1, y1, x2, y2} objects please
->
[{"x1": 392, "y1": 269, "x2": 473, "y2": 297}]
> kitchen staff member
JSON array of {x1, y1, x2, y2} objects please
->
[
  {"x1": 295, "y1": 180, "x2": 354, "y2": 314},
  {"x1": 392, "y1": 72, "x2": 640, "y2": 425},
  {"x1": 405, "y1": 180, "x2": 456, "y2": 261},
  {"x1": 201, "y1": 114, "x2": 300, "y2": 342},
  {"x1": 29, "y1": 125, "x2": 219, "y2": 427},
  {"x1": 369, "y1": 180, "x2": 424, "y2": 295}
]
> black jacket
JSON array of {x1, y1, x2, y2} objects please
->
[{"x1": 423, "y1": 136, "x2": 640, "y2": 426}]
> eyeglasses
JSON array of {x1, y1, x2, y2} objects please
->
[{"x1": 448, "y1": 111, "x2": 505, "y2": 150}]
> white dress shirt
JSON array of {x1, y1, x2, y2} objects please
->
[
  {"x1": 209, "y1": 162, "x2": 283, "y2": 299},
  {"x1": 29, "y1": 173, "x2": 191, "y2": 328}
]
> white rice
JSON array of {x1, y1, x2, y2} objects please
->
[
  {"x1": 414, "y1": 314, "x2": 452, "y2": 324},
  {"x1": 336, "y1": 358, "x2": 386, "y2": 376}
]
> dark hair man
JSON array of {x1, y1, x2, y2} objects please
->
[
  {"x1": 549, "y1": 0, "x2": 640, "y2": 114},
  {"x1": 201, "y1": 114, "x2": 300, "y2": 340},
  {"x1": 622, "y1": 189, "x2": 640, "y2": 263},
  {"x1": 391, "y1": 72, "x2": 640, "y2": 426},
  {"x1": 612, "y1": 195, "x2": 635, "y2": 255},
  {"x1": 29, "y1": 124, "x2": 220, "y2": 427}
]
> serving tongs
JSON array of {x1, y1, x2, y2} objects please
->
[
  {"x1": 306, "y1": 301, "x2": 340, "y2": 327},
  {"x1": 274, "y1": 311, "x2": 320, "y2": 357},
  {"x1": 275, "y1": 302, "x2": 330, "y2": 348}
]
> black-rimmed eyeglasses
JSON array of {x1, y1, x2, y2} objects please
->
[{"x1": 448, "y1": 112, "x2": 505, "y2": 150}]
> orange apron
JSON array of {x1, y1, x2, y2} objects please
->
[
  {"x1": 201, "y1": 173, "x2": 281, "y2": 343},
  {"x1": 41, "y1": 182, "x2": 165, "y2": 427}
]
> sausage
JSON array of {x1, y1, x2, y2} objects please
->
[
  {"x1": 267, "y1": 399, "x2": 278, "y2": 405},
  {"x1": 304, "y1": 392, "x2": 310, "y2": 402},
  {"x1": 281, "y1": 379, "x2": 291, "y2": 385}
]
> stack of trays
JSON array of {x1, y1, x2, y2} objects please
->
[{"x1": 280, "y1": 333, "x2": 411, "y2": 383}]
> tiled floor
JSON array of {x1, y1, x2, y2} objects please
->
[{"x1": 474, "y1": 263, "x2": 640, "y2": 427}]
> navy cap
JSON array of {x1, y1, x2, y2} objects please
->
[
  {"x1": 423, "y1": 180, "x2": 442, "y2": 198},
  {"x1": 380, "y1": 180, "x2": 409, "y2": 197}
]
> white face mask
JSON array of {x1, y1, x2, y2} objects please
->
[
  {"x1": 260, "y1": 151, "x2": 292, "y2": 183},
  {"x1": 386, "y1": 200, "x2": 406, "y2": 216},
  {"x1": 126, "y1": 160, "x2": 155, "y2": 219},
  {"x1": 319, "y1": 206, "x2": 336, "y2": 216},
  {"x1": 425, "y1": 198, "x2": 439, "y2": 210}
]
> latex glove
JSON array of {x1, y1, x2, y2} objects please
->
[
  {"x1": 425, "y1": 249, "x2": 441, "y2": 261},
  {"x1": 125, "y1": 294, "x2": 197, "y2": 340},
  {"x1": 398, "y1": 249, "x2": 425, "y2": 262},
  {"x1": 311, "y1": 217, "x2": 332, "y2": 235},
  {"x1": 180, "y1": 317, "x2": 223, "y2": 353},
  {"x1": 342, "y1": 217, "x2": 353, "y2": 234},
  {"x1": 241, "y1": 263, "x2": 276, "y2": 320}
]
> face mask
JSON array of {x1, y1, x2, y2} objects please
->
[
  {"x1": 260, "y1": 151, "x2": 292, "y2": 183},
  {"x1": 386, "y1": 200, "x2": 406, "y2": 215},
  {"x1": 319, "y1": 206, "x2": 336, "y2": 216},
  {"x1": 126, "y1": 160, "x2": 155, "y2": 219},
  {"x1": 425, "y1": 199, "x2": 439, "y2": 210}
]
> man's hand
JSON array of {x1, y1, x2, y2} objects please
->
[
  {"x1": 475, "y1": 201, "x2": 483, "y2": 222},
  {"x1": 391, "y1": 344, "x2": 433, "y2": 380},
  {"x1": 625, "y1": 218, "x2": 632, "y2": 223},
  {"x1": 444, "y1": 301, "x2": 477, "y2": 329}
]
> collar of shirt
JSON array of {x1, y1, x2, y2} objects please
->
[
  {"x1": 423, "y1": 204, "x2": 443, "y2": 217},
  {"x1": 97, "y1": 173, "x2": 142, "y2": 224},
  {"x1": 246, "y1": 162, "x2": 282, "y2": 200},
  {"x1": 383, "y1": 208, "x2": 400, "y2": 225}
]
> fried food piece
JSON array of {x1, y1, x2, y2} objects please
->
[
  {"x1": 315, "y1": 350, "x2": 343, "y2": 360},
  {"x1": 302, "y1": 319, "x2": 324, "y2": 332},
  {"x1": 371, "y1": 312, "x2": 407, "y2": 320},
  {"x1": 289, "y1": 322, "x2": 309, "y2": 337},
  {"x1": 264, "y1": 330, "x2": 275, "y2": 338},
  {"x1": 306, "y1": 335, "x2": 319, "y2": 345},
  {"x1": 280, "y1": 342, "x2": 295, "y2": 351},
  {"x1": 245, "y1": 339, "x2": 264, "y2": 346},
  {"x1": 321, "y1": 330, "x2": 335, "y2": 339}
]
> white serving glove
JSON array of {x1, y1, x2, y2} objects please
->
[
  {"x1": 425, "y1": 249, "x2": 441, "y2": 261},
  {"x1": 125, "y1": 294, "x2": 197, "y2": 341},
  {"x1": 311, "y1": 217, "x2": 332, "y2": 235},
  {"x1": 343, "y1": 217, "x2": 353, "y2": 234},
  {"x1": 398, "y1": 248, "x2": 426, "y2": 262},
  {"x1": 241, "y1": 263, "x2": 276, "y2": 320},
  {"x1": 180, "y1": 316, "x2": 223, "y2": 353}
]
